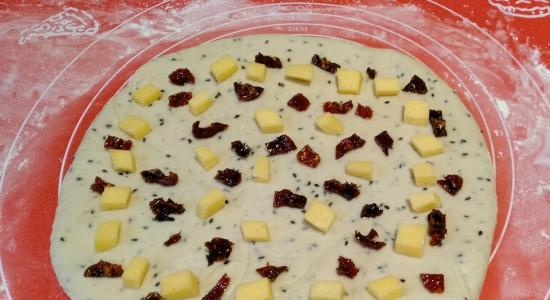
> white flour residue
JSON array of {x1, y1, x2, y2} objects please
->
[
  {"x1": 496, "y1": 99, "x2": 511, "y2": 118},
  {"x1": 28, "y1": 96, "x2": 69, "y2": 129}
]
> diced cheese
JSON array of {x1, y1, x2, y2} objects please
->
[
  {"x1": 246, "y1": 62, "x2": 267, "y2": 83},
  {"x1": 196, "y1": 189, "x2": 226, "y2": 220},
  {"x1": 100, "y1": 186, "x2": 131, "y2": 210},
  {"x1": 366, "y1": 275, "x2": 406, "y2": 300},
  {"x1": 122, "y1": 256, "x2": 149, "y2": 289},
  {"x1": 118, "y1": 116, "x2": 151, "y2": 140},
  {"x1": 315, "y1": 113, "x2": 343, "y2": 135},
  {"x1": 194, "y1": 146, "x2": 219, "y2": 171},
  {"x1": 345, "y1": 161, "x2": 373, "y2": 180},
  {"x1": 403, "y1": 100, "x2": 429, "y2": 126},
  {"x1": 241, "y1": 221, "x2": 270, "y2": 242},
  {"x1": 160, "y1": 270, "x2": 200, "y2": 300},
  {"x1": 395, "y1": 224, "x2": 427, "y2": 258},
  {"x1": 210, "y1": 55, "x2": 238, "y2": 83},
  {"x1": 373, "y1": 78, "x2": 400, "y2": 97},
  {"x1": 411, "y1": 135, "x2": 445, "y2": 157},
  {"x1": 94, "y1": 220, "x2": 121, "y2": 252},
  {"x1": 235, "y1": 278, "x2": 273, "y2": 300},
  {"x1": 255, "y1": 109, "x2": 283, "y2": 134},
  {"x1": 109, "y1": 149, "x2": 136, "y2": 173},
  {"x1": 132, "y1": 83, "x2": 163, "y2": 106},
  {"x1": 286, "y1": 64, "x2": 313, "y2": 83},
  {"x1": 336, "y1": 69, "x2": 362, "y2": 95},
  {"x1": 304, "y1": 200, "x2": 336, "y2": 233},
  {"x1": 409, "y1": 191, "x2": 441, "y2": 213},
  {"x1": 309, "y1": 281, "x2": 345, "y2": 300},
  {"x1": 411, "y1": 162, "x2": 437, "y2": 187},
  {"x1": 252, "y1": 156, "x2": 271, "y2": 183},
  {"x1": 188, "y1": 91, "x2": 212, "y2": 116}
]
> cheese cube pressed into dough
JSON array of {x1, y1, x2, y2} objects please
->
[
  {"x1": 403, "y1": 100, "x2": 429, "y2": 126},
  {"x1": 336, "y1": 68, "x2": 363, "y2": 95},
  {"x1": 395, "y1": 224, "x2": 427, "y2": 258},
  {"x1": 409, "y1": 191, "x2": 441, "y2": 213},
  {"x1": 315, "y1": 113, "x2": 343, "y2": 135},
  {"x1": 246, "y1": 62, "x2": 267, "y2": 83},
  {"x1": 109, "y1": 149, "x2": 136, "y2": 173},
  {"x1": 94, "y1": 220, "x2": 121, "y2": 252},
  {"x1": 160, "y1": 270, "x2": 200, "y2": 300},
  {"x1": 132, "y1": 83, "x2": 163, "y2": 106},
  {"x1": 252, "y1": 156, "x2": 271, "y2": 183},
  {"x1": 366, "y1": 275, "x2": 406, "y2": 300},
  {"x1": 235, "y1": 278, "x2": 273, "y2": 300},
  {"x1": 346, "y1": 161, "x2": 373, "y2": 180},
  {"x1": 210, "y1": 55, "x2": 238, "y2": 83},
  {"x1": 194, "y1": 146, "x2": 219, "y2": 171},
  {"x1": 304, "y1": 200, "x2": 336, "y2": 233},
  {"x1": 286, "y1": 64, "x2": 313, "y2": 83},
  {"x1": 122, "y1": 256, "x2": 149, "y2": 289},
  {"x1": 309, "y1": 281, "x2": 345, "y2": 300},
  {"x1": 196, "y1": 189, "x2": 226, "y2": 220},
  {"x1": 241, "y1": 221, "x2": 271, "y2": 242},
  {"x1": 255, "y1": 109, "x2": 284, "y2": 134},
  {"x1": 100, "y1": 186, "x2": 131, "y2": 210},
  {"x1": 118, "y1": 116, "x2": 151, "y2": 140},
  {"x1": 188, "y1": 91, "x2": 212, "y2": 116},
  {"x1": 373, "y1": 78, "x2": 400, "y2": 97},
  {"x1": 411, "y1": 135, "x2": 445, "y2": 157},
  {"x1": 411, "y1": 162, "x2": 437, "y2": 187}
]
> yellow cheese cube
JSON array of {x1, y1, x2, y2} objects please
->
[
  {"x1": 336, "y1": 69, "x2": 362, "y2": 95},
  {"x1": 411, "y1": 135, "x2": 444, "y2": 157},
  {"x1": 241, "y1": 221, "x2": 270, "y2": 242},
  {"x1": 366, "y1": 275, "x2": 406, "y2": 300},
  {"x1": 409, "y1": 191, "x2": 441, "y2": 213},
  {"x1": 109, "y1": 149, "x2": 136, "y2": 173},
  {"x1": 210, "y1": 55, "x2": 238, "y2": 83},
  {"x1": 403, "y1": 100, "x2": 429, "y2": 126},
  {"x1": 132, "y1": 83, "x2": 163, "y2": 106},
  {"x1": 411, "y1": 162, "x2": 437, "y2": 187},
  {"x1": 286, "y1": 64, "x2": 313, "y2": 83},
  {"x1": 252, "y1": 156, "x2": 271, "y2": 183},
  {"x1": 346, "y1": 161, "x2": 373, "y2": 180},
  {"x1": 194, "y1": 146, "x2": 219, "y2": 171},
  {"x1": 304, "y1": 200, "x2": 336, "y2": 233},
  {"x1": 315, "y1": 113, "x2": 343, "y2": 135},
  {"x1": 100, "y1": 186, "x2": 131, "y2": 210},
  {"x1": 395, "y1": 224, "x2": 427, "y2": 258},
  {"x1": 246, "y1": 62, "x2": 267, "y2": 83},
  {"x1": 255, "y1": 109, "x2": 283, "y2": 134},
  {"x1": 373, "y1": 78, "x2": 400, "y2": 97},
  {"x1": 122, "y1": 256, "x2": 149, "y2": 289},
  {"x1": 309, "y1": 281, "x2": 345, "y2": 300},
  {"x1": 118, "y1": 116, "x2": 151, "y2": 140},
  {"x1": 235, "y1": 278, "x2": 273, "y2": 300},
  {"x1": 196, "y1": 189, "x2": 226, "y2": 220},
  {"x1": 188, "y1": 91, "x2": 212, "y2": 116},
  {"x1": 94, "y1": 220, "x2": 121, "y2": 252},
  {"x1": 160, "y1": 270, "x2": 199, "y2": 300}
]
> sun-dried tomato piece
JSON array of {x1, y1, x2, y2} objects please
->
[
  {"x1": 311, "y1": 54, "x2": 340, "y2": 73},
  {"x1": 234, "y1": 82, "x2": 264, "y2": 101},
  {"x1": 202, "y1": 273, "x2": 231, "y2": 300},
  {"x1": 374, "y1": 130, "x2": 394, "y2": 156},
  {"x1": 336, "y1": 256, "x2": 359, "y2": 279},
  {"x1": 287, "y1": 93, "x2": 310, "y2": 112},
  {"x1": 437, "y1": 175, "x2": 463, "y2": 196},
  {"x1": 354, "y1": 229, "x2": 386, "y2": 250},
  {"x1": 255, "y1": 53, "x2": 283, "y2": 68},
  {"x1": 355, "y1": 104, "x2": 373, "y2": 120},
  {"x1": 361, "y1": 203, "x2": 383, "y2": 218},
  {"x1": 427, "y1": 209, "x2": 447, "y2": 246},
  {"x1": 205, "y1": 237, "x2": 233, "y2": 266},
  {"x1": 420, "y1": 273, "x2": 445, "y2": 293},
  {"x1": 429, "y1": 109, "x2": 447, "y2": 137},
  {"x1": 265, "y1": 134, "x2": 297, "y2": 156},
  {"x1": 144, "y1": 292, "x2": 163, "y2": 300},
  {"x1": 273, "y1": 189, "x2": 307, "y2": 209},
  {"x1": 324, "y1": 179, "x2": 360, "y2": 200},
  {"x1": 215, "y1": 168, "x2": 242, "y2": 187},
  {"x1": 335, "y1": 134, "x2": 365, "y2": 159},
  {"x1": 296, "y1": 145, "x2": 321, "y2": 168},
  {"x1": 169, "y1": 68, "x2": 195, "y2": 85},
  {"x1": 323, "y1": 100, "x2": 353, "y2": 114},
  {"x1": 104, "y1": 135, "x2": 132, "y2": 150},
  {"x1": 149, "y1": 198, "x2": 185, "y2": 222},
  {"x1": 141, "y1": 169, "x2": 179, "y2": 186},
  {"x1": 164, "y1": 232, "x2": 182, "y2": 247},
  {"x1": 231, "y1": 140, "x2": 251, "y2": 158},
  {"x1": 192, "y1": 121, "x2": 228, "y2": 139},
  {"x1": 402, "y1": 75, "x2": 428, "y2": 94},
  {"x1": 83, "y1": 260, "x2": 123, "y2": 277},
  {"x1": 256, "y1": 264, "x2": 289, "y2": 281},
  {"x1": 366, "y1": 67, "x2": 377, "y2": 79},
  {"x1": 90, "y1": 176, "x2": 113, "y2": 194},
  {"x1": 168, "y1": 91, "x2": 192, "y2": 107}
]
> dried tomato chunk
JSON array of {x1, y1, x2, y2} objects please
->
[
  {"x1": 361, "y1": 203, "x2": 383, "y2": 218},
  {"x1": 104, "y1": 135, "x2": 132, "y2": 150},
  {"x1": 83, "y1": 260, "x2": 123, "y2": 277},
  {"x1": 255, "y1": 53, "x2": 282, "y2": 68},
  {"x1": 427, "y1": 209, "x2": 447, "y2": 246},
  {"x1": 168, "y1": 91, "x2": 192, "y2": 107},
  {"x1": 402, "y1": 75, "x2": 428, "y2": 94},
  {"x1": 420, "y1": 273, "x2": 445, "y2": 293},
  {"x1": 202, "y1": 273, "x2": 231, "y2": 300},
  {"x1": 141, "y1": 169, "x2": 179, "y2": 186},
  {"x1": 437, "y1": 174, "x2": 463, "y2": 195},
  {"x1": 355, "y1": 104, "x2": 373, "y2": 119},
  {"x1": 149, "y1": 198, "x2": 185, "y2": 222},
  {"x1": 297, "y1": 145, "x2": 321, "y2": 168},
  {"x1": 366, "y1": 67, "x2": 377, "y2": 79},
  {"x1": 323, "y1": 100, "x2": 353, "y2": 114},
  {"x1": 336, "y1": 256, "x2": 359, "y2": 279},
  {"x1": 231, "y1": 140, "x2": 251, "y2": 158},
  {"x1": 164, "y1": 232, "x2": 182, "y2": 247},
  {"x1": 429, "y1": 109, "x2": 447, "y2": 137},
  {"x1": 374, "y1": 130, "x2": 394, "y2": 156},
  {"x1": 192, "y1": 121, "x2": 228, "y2": 139},
  {"x1": 215, "y1": 168, "x2": 242, "y2": 187},
  {"x1": 169, "y1": 68, "x2": 195, "y2": 85},
  {"x1": 335, "y1": 134, "x2": 365, "y2": 159},
  {"x1": 144, "y1": 292, "x2": 163, "y2": 300},
  {"x1": 256, "y1": 264, "x2": 289, "y2": 281},
  {"x1": 90, "y1": 176, "x2": 113, "y2": 194},
  {"x1": 273, "y1": 189, "x2": 307, "y2": 209},
  {"x1": 265, "y1": 134, "x2": 297, "y2": 156},
  {"x1": 354, "y1": 229, "x2": 386, "y2": 250},
  {"x1": 234, "y1": 82, "x2": 264, "y2": 101},
  {"x1": 311, "y1": 54, "x2": 340, "y2": 73},
  {"x1": 287, "y1": 93, "x2": 310, "y2": 112},
  {"x1": 324, "y1": 179, "x2": 360, "y2": 200},
  {"x1": 205, "y1": 237, "x2": 233, "y2": 266}
]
